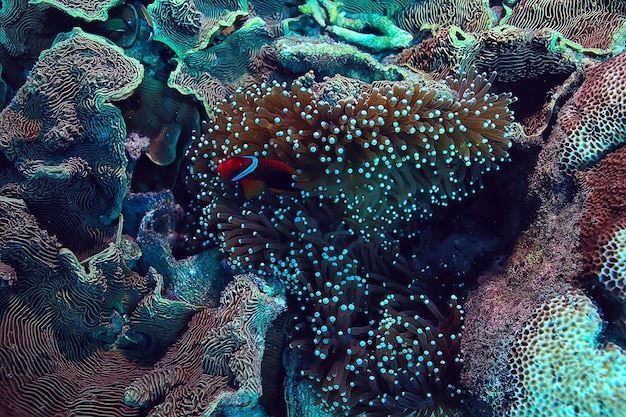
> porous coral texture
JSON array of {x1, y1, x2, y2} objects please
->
[
  {"x1": 577, "y1": 145, "x2": 626, "y2": 302},
  {"x1": 503, "y1": 0, "x2": 626, "y2": 53},
  {"x1": 597, "y1": 226, "x2": 626, "y2": 301},
  {"x1": 0, "y1": 28, "x2": 144, "y2": 258},
  {"x1": 507, "y1": 288, "x2": 626, "y2": 416},
  {"x1": 558, "y1": 51, "x2": 626, "y2": 172}
]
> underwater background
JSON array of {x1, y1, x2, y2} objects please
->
[{"x1": 1, "y1": 0, "x2": 626, "y2": 416}]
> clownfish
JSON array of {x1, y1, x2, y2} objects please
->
[{"x1": 217, "y1": 156, "x2": 302, "y2": 199}]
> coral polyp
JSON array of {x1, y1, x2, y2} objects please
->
[{"x1": 189, "y1": 69, "x2": 515, "y2": 236}]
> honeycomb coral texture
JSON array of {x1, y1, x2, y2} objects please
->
[
  {"x1": 560, "y1": 52, "x2": 626, "y2": 172},
  {"x1": 508, "y1": 288, "x2": 626, "y2": 416},
  {"x1": 598, "y1": 225, "x2": 626, "y2": 301}
]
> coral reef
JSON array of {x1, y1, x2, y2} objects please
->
[
  {"x1": 2, "y1": 0, "x2": 626, "y2": 416},
  {"x1": 393, "y1": 0, "x2": 495, "y2": 35},
  {"x1": 31, "y1": 0, "x2": 124, "y2": 21},
  {"x1": 558, "y1": 51, "x2": 626, "y2": 172},
  {"x1": 0, "y1": 194, "x2": 283, "y2": 416},
  {"x1": 187, "y1": 68, "x2": 513, "y2": 415}
]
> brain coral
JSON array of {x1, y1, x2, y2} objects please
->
[
  {"x1": 503, "y1": 0, "x2": 626, "y2": 54},
  {"x1": 507, "y1": 288, "x2": 626, "y2": 416},
  {"x1": 558, "y1": 51, "x2": 626, "y2": 172}
]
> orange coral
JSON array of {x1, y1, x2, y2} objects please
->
[{"x1": 577, "y1": 145, "x2": 626, "y2": 301}]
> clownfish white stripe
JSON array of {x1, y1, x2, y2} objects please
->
[{"x1": 231, "y1": 156, "x2": 258, "y2": 181}]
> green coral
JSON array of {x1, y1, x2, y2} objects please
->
[
  {"x1": 30, "y1": 0, "x2": 123, "y2": 21},
  {"x1": 274, "y1": 36, "x2": 409, "y2": 81},
  {"x1": 168, "y1": 16, "x2": 276, "y2": 116},
  {"x1": 147, "y1": 0, "x2": 249, "y2": 57},
  {"x1": 294, "y1": 0, "x2": 413, "y2": 50}
]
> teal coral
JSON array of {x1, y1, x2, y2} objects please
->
[
  {"x1": 30, "y1": 0, "x2": 124, "y2": 21},
  {"x1": 0, "y1": 28, "x2": 143, "y2": 256},
  {"x1": 168, "y1": 16, "x2": 278, "y2": 117},
  {"x1": 273, "y1": 36, "x2": 408, "y2": 81},
  {"x1": 508, "y1": 288, "x2": 626, "y2": 416},
  {"x1": 147, "y1": 0, "x2": 248, "y2": 57}
]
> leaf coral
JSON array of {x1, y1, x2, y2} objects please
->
[
  {"x1": 0, "y1": 28, "x2": 144, "y2": 258},
  {"x1": 0, "y1": 194, "x2": 284, "y2": 416},
  {"x1": 30, "y1": 0, "x2": 124, "y2": 21}
]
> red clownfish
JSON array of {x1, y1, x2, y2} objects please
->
[{"x1": 217, "y1": 156, "x2": 302, "y2": 199}]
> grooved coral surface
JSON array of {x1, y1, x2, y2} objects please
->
[
  {"x1": 168, "y1": 16, "x2": 278, "y2": 117},
  {"x1": 30, "y1": 0, "x2": 123, "y2": 21},
  {"x1": 0, "y1": 199, "x2": 284, "y2": 417},
  {"x1": 398, "y1": 26, "x2": 579, "y2": 83},
  {"x1": 125, "y1": 273, "x2": 286, "y2": 416},
  {"x1": 508, "y1": 288, "x2": 626, "y2": 416},
  {"x1": 393, "y1": 0, "x2": 494, "y2": 35},
  {"x1": 147, "y1": 0, "x2": 248, "y2": 57},
  {"x1": 503, "y1": 0, "x2": 626, "y2": 53},
  {"x1": 558, "y1": 51, "x2": 626, "y2": 172},
  {"x1": 0, "y1": 28, "x2": 143, "y2": 257}
]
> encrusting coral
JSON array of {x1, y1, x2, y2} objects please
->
[
  {"x1": 507, "y1": 288, "x2": 626, "y2": 416},
  {"x1": 557, "y1": 51, "x2": 626, "y2": 173}
]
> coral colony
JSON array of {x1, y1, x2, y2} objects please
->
[{"x1": 2, "y1": 1, "x2": 626, "y2": 417}]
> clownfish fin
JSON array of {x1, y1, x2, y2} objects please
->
[{"x1": 240, "y1": 179, "x2": 266, "y2": 199}]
